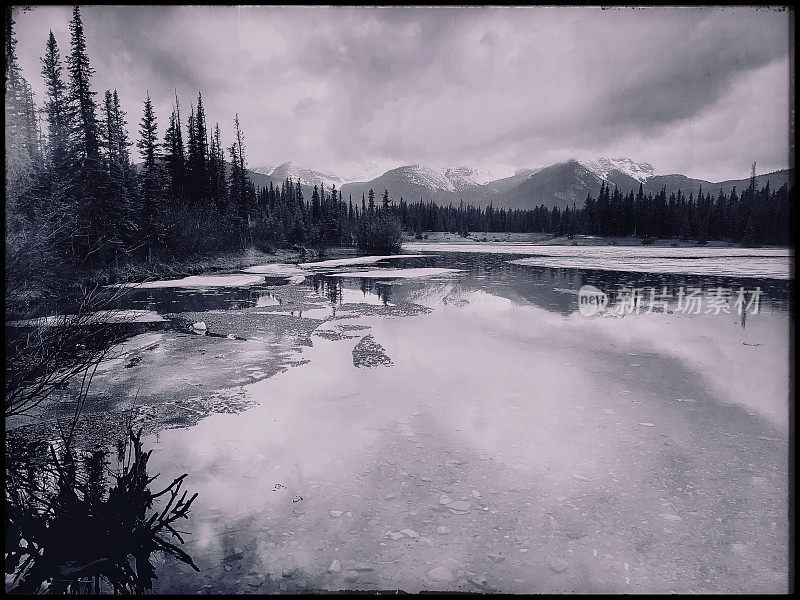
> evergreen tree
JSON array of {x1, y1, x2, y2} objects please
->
[
  {"x1": 5, "y1": 7, "x2": 38, "y2": 201},
  {"x1": 136, "y1": 91, "x2": 164, "y2": 262},
  {"x1": 163, "y1": 94, "x2": 186, "y2": 203},
  {"x1": 66, "y1": 5, "x2": 99, "y2": 160},
  {"x1": 209, "y1": 122, "x2": 227, "y2": 213}
]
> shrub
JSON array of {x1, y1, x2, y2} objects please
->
[{"x1": 356, "y1": 215, "x2": 403, "y2": 255}]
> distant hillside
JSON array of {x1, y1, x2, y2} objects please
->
[{"x1": 140, "y1": 158, "x2": 793, "y2": 210}]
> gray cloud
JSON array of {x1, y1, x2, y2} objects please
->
[{"x1": 11, "y1": 6, "x2": 792, "y2": 181}]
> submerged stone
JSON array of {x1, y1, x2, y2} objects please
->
[
  {"x1": 549, "y1": 557, "x2": 569, "y2": 573},
  {"x1": 427, "y1": 566, "x2": 454, "y2": 582}
]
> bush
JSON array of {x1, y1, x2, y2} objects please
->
[{"x1": 357, "y1": 215, "x2": 403, "y2": 255}]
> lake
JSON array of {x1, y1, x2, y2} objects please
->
[{"x1": 9, "y1": 245, "x2": 791, "y2": 593}]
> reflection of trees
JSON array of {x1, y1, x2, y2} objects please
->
[
  {"x1": 325, "y1": 278, "x2": 341, "y2": 304},
  {"x1": 5, "y1": 429, "x2": 198, "y2": 594},
  {"x1": 5, "y1": 285, "x2": 132, "y2": 418},
  {"x1": 121, "y1": 287, "x2": 263, "y2": 314},
  {"x1": 375, "y1": 283, "x2": 392, "y2": 305}
]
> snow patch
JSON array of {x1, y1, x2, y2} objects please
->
[
  {"x1": 328, "y1": 268, "x2": 463, "y2": 279},
  {"x1": 133, "y1": 274, "x2": 265, "y2": 289},
  {"x1": 300, "y1": 254, "x2": 425, "y2": 269},
  {"x1": 242, "y1": 264, "x2": 310, "y2": 276},
  {"x1": 579, "y1": 157, "x2": 655, "y2": 182}
]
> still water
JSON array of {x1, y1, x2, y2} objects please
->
[{"x1": 11, "y1": 247, "x2": 792, "y2": 593}]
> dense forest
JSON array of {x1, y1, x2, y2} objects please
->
[
  {"x1": 386, "y1": 173, "x2": 792, "y2": 245},
  {"x1": 5, "y1": 7, "x2": 793, "y2": 308},
  {"x1": 5, "y1": 7, "x2": 403, "y2": 292}
]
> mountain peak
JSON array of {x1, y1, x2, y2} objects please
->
[{"x1": 579, "y1": 157, "x2": 655, "y2": 182}]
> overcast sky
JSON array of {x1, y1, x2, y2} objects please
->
[{"x1": 12, "y1": 5, "x2": 793, "y2": 182}]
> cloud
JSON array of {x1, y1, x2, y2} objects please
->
[{"x1": 11, "y1": 6, "x2": 792, "y2": 181}]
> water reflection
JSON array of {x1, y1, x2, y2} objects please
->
[
  {"x1": 311, "y1": 275, "x2": 393, "y2": 306},
  {"x1": 4, "y1": 430, "x2": 199, "y2": 594},
  {"x1": 377, "y1": 253, "x2": 791, "y2": 317}
]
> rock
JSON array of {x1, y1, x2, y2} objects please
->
[
  {"x1": 400, "y1": 528, "x2": 419, "y2": 539},
  {"x1": 471, "y1": 574, "x2": 488, "y2": 587},
  {"x1": 448, "y1": 500, "x2": 470, "y2": 512},
  {"x1": 603, "y1": 408, "x2": 615, "y2": 415},
  {"x1": 419, "y1": 537, "x2": 434, "y2": 546},
  {"x1": 328, "y1": 559, "x2": 341, "y2": 573},
  {"x1": 245, "y1": 575, "x2": 264, "y2": 588},
  {"x1": 281, "y1": 566, "x2": 298, "y2": 578},
  {"x1": 572, "y1": 473, "x2": 592, "y2": 482},
  {"x1": 548, "y1": 557, "x2": 569, "y2": 573},
  {"x1": 471, "y1": 490, "x2": 481, "y2": 498},
  {"x1": 192, "y1": 321, "x2": 207, "y2": 331},
  {"x1": 352, "y1": 335, "x2": 393, "y2": 368},
  {"x1": 443, "y1": 558, "x2": 461, "y2": 571},
  {"x1": 330, "y1": 510, "x2": 343, "y2": 517},
  {"x1": 488, "y1": 553, "x2": 504, "y2": 563},
  {"x1": 343, "y1": 571, "x2": 359, "y2": 583},
  {"x1": 223, "y1": 565, "x2": 232, "y2": 572},
  {"x1": 658, "y1": 513, "x2": 682, "y2": 522},
  {"x1": 384, "y1": 493, "x2": 397, "y2": 500},
  {"x1": 439, "y1": 496, "x2": 453, "y2": 505},
  {"x1": 566, "y1": 528, "x2": 587, "y2": 540},
  {"x1": 224, "y1": 548, "x2": 244, "y2": 561},
  {"x1": 436, "y1": 526, "x2": 453, "y2": 535},
  {"x1": 638, "y1": 422, "x2": 655, "y2": 427},
  {"x1": 427, "y1": 566, "x2": 454, "y2": 582},
  {"x1": 389, "y1": 532, "x2": 404, "y2": 540}
]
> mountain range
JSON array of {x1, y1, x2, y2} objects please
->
[{"x1": 248, "y1": 158, "x2": 793, "y2": 210}]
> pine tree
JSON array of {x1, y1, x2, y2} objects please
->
[
  {"x1": 65, "y1": 5, "x2": 113, "y2": 266},
  {"x1": 99, "y1": 89, "x2": 134, "y2": 261},
  {"x1": 209, "y1": 122, "x2": 227, "y2": 213},
  {"x1": 192, "y1": 92, "x2": 210, "y2": 204},
  {"x1": 5, "y1": 7, "x2": 38, "y2": 200},
  {"x1": 66, "y1": 5, "x2": 99, "y2": 160},
  {"x1": 137, "y1": 92, "x2": 164, "y2": 262},
  {"x1": 40, "y1": 31, "x2": 68, "y2": 158},
  {"x1": 163, "y1": 93, "x2": 186, "y2": 204},
  {"x1": 228, "y1": 114, "x2": 253, "y2": 247}
]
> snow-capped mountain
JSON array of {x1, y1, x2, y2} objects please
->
[
  {"x1": 252, "y1": 161, "x2": 405, "y2": 188},
  {"x1": 443, "y1": 166, "x2": 516, "y2": 190},
  {"x1": 397, "y1": 165, "x2": 458, "y2": 192},
  {"x1": 267, "y1": 162, "x2": 344, "y2": 189},
  {"x1": 337, "y1": 161, "x2": 401, "y2": 185},
  {"x1": 245, "y1": 156, "x2": 789, "y2": 213},
  {"x1": 579, "y1": 157, "x2": 655, "y2": 183}
]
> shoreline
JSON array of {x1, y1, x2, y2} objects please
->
[{"x1": 404, "y1": 231, "x2": 790, "y2": 249}]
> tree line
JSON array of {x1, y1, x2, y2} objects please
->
[{"x1": 374, "y1": 168, "x2": 791, "y2": 246}]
